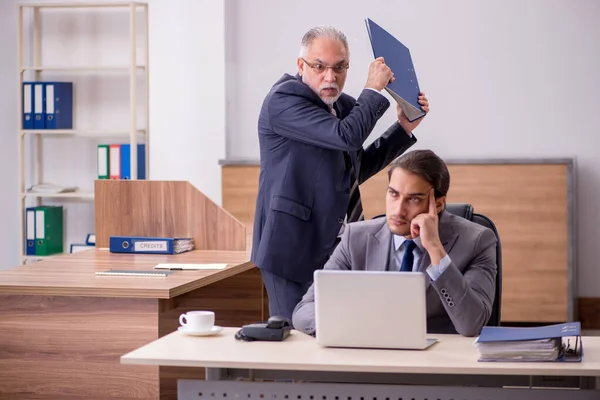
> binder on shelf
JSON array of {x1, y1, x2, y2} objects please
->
[
  {"x1": 109, "y1": 144, "x2": 121, "y2": 179},
  {"x1": 33, "y1": 83, "x2": 45, "y2": 129},
  {"x1": 70, "y1": 243, "x2": 94, "y2": 253},
  {"x1": 25, "y1": 207, "x2": 36, "y2": 255},
  {"x1": 86, "y1": 233, "x2": 96, "y2": 245},
  {"x1": 365, "y1": 18, "x2": 425, "y2": 122},
  {"x1": 97, "y1": 145, "x2": 109, "y2": 179},
  {"x1": 45, "y1": 82, "x2": 73, "y2": 129},
  {"x1": 34, "y1": 206, "x2": 63, "y2": 256},
  {"x1": 109, "y1": 236, "x2": 194, "y2": 254},
  {"x1": 22, "y1": 82, "x2": 34, "y2": 129},
  {"x1": 120, "y1": 143, "x2": 146, "y2": 180},
  {"x1": 475, "y1": 322, "x2": 582, "y2": 362}
]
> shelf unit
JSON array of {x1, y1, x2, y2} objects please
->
[{"x1": 17, "y1": 1, "x2": 149, "y2": 263}]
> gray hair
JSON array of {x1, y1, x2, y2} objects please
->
[{"x1": 299, "y1": 26, "x2": 349, "y2": 58}]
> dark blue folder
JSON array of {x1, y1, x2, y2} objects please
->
[
  {"x1": 120, "y1": 144, "x2": 146, "y2": 180},
  {"x1": 109, "y1": 236, "x2": 193, "y2": 254},
  {"x1": 476, "y1": 322, "x2": 582, "y2": 362},
  {"x1": 365, "y1": 18, "x2": 425, "y2": 122},
  {"x1": 44, "y1": 82, "x2": 73, "y2": 129},
  {"x1": 478, "y1": 322, "x2": 581, "y2": 343}
]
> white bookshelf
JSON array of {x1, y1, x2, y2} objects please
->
[{"x1": 17, "y1": 1, "x2": 149, "y2": 263}]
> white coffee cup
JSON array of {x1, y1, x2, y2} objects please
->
[{"x1": 179, "y1": 311, "x2": 215, "y2": 331}]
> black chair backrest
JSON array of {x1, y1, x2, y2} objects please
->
[{"x1": 445, "y1": 203, "x2": 502, "y2": 327}]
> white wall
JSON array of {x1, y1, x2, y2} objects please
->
[
  {"x1": 225, "y1": 0, "x2": 600, "y2": 297},
  {"x1": 148, "y1": 0, "x2": 226, "y2": 203},
  {"x1": 0, "y1": 1, "x2": 20, "y2": 269}
]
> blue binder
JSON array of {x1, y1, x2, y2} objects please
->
[
  {"x1": 109, "y1": 236, "x2": 193, "y2": 254},
  {"x1": 476, "y1": 322, "x2": 582, "y2": 362},
  {"x1": 365, "y1": 18, "x2": 425, "y2": 122},
  {"x1": 120, "y1": 144, "x2": 146, "y2": 179},
  {"x1": 85, "y1": 233, "x2": 96, "y2": 245},
  {"x1": 44, "y1": 82, "x2": 73, "y2": 129},
  {"x1": 477, "y1": 322, "x2": 581, "y2": 343},
  {"x1": 22, "y1": 82, "x2": 34, "y2": 129},
  {"x1": 25, "y1": 207, "x2": 37, "y2": 255},
  {"x1": 33, "y1": 83, "x2": 45, "y2": 129}
]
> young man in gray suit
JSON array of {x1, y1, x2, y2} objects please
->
[
  {"x1": 293, "y1": 150, "x2": 498, "y2": 337},
  {"x1": 251, "y1": 25, "x2": 430, "y2": 323}
]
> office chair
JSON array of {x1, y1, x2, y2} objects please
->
[
  {"x1": 372, "y1": 203, "x2": 502, "y2": 327},
  {"x1": 444, "y1": 203, "x2": 502, "y2": 327}
]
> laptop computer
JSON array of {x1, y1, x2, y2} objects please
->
[{"x1": 314, "y1": 270, "x2": 437, "y2": 350}]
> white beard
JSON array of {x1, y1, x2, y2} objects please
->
[{"x1": 302, "y1": 75, "x2": 341, "y2": 106}]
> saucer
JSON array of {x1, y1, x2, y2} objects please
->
[{"x1": 178, "y1": 325, "x2": 223, "y2": 337}]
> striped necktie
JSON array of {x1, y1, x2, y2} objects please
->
[
  {"x1": 331, "y1": 106, "x2": 365, "y2": 222},
  {"x1": 345, "y1": 153, "x2": 364, "y2": 222},
  {"x1": 331, "y1": 105, "x2": 364, "y2": 223}
]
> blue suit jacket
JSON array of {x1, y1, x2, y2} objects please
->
[{"x1": 251, "y1": 73, "x2": 417, "y2": 282}]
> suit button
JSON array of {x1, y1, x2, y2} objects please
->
[
  {"x1": 441, "y1": 288, "x2": 447, "y2": 294},
  {"x1": 448, "y1": 301, "x2": 455, "y2": 307},
  {"x1": 338, "y1": 218, "x2": 344, "y2": 224}
]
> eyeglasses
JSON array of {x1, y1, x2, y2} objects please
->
[{"x1": 301, "y1": 58, "x2": 349, "y2": 74}]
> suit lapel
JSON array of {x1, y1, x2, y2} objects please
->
[
  {"x1": 416, "y1": 211, "x2": 459, "y2": 274},
  {"x1": 366, "y1": 220, "x2": 391, "y2": 271}
]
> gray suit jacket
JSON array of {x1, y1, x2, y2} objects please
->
[{"x1": 292, "y1": 211, "x2": 498, "y2": 337}]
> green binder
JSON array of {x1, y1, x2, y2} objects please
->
[
  {"x1": 98, "y1": 144, "x2": 109, "y2": 179},
  {"x1": 35, "y1": 206, "x2": 64, "y2": 256}
]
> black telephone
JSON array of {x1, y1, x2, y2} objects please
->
[{"x1": 235, "y1": 316, "x2": 292, "y2": 342}]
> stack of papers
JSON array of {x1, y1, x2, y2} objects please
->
[
  {"x1": 474, "y1": 322, "x2": 582, "y2": 362},
  {"x1": 476, "y1": 338, "x2": 562, "y2": 362},
  {"x1": 28, "y1": 183, "x2": 78, "y2": 193},
  {"x1": 173, "y1": 238, "x2": 194, "y2": 254}
]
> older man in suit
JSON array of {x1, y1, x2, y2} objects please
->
[
  {"x1": 251, "y1": 25, "x2": 430, "y2": 323},
  {"x1": 293, "y1": 150, "x2": 498, "y2": 337}
]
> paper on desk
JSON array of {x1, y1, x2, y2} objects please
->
[{"x1": 154, "y1": 263, "x2": 228, "y2": 270}]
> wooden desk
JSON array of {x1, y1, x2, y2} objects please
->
[
  {"x1": 0, "y1": 250, "x2": 264, "y2": 400},
  {"x1": 121, "y1": 328, "x2": 600, "y2": 400}
]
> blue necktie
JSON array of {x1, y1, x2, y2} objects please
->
[{"x1": 399, "y1": 240, "x2": 417, "y2": 272}]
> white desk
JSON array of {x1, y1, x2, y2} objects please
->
[{"x1": 122, "y1": 328, "x2": 600, "y2": 400}]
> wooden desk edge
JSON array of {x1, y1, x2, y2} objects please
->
[{"x1": 0, "y1": 262, "x2": 257, "y2": 299}]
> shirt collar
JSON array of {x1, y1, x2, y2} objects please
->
[
  {"x1": 393, "y1": 234, "x2": 423, "y2": 251},
  {"x1": 393, "y1": 235, "x2": 407, "y2": 251}
]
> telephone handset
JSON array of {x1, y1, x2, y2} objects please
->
[{"x1": 234, "y1": 316, "x2": 292, "y2": 342}]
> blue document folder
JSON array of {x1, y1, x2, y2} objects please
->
[
  {"x1": 22, "y1": 82, "x2": 34, "y2": 129},
  {"x1": 109, "y1": 236, "x2": 194, "y2": 254},
  {"x1": 44, "y1": 82, "x2": 73, "y2": 129},
  {"x1": 476, "y1": 322, "x2": 582, "y2": 362},
  {"x1": 33, "y1": 83, "x2": 45, "y2": 129},
  {"x1": 365, "y1": 18, "x2": 425, "y2": 122},
  {"x1": 25, "y1": 206, "x2": 37, "y2": 255},
  {"x1": 120, "y1": 144, "x2": 146, "y2": 180}
]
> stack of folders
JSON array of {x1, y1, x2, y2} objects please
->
[
  {"x1": 25, "y1": 206, "x2": 64, "y2": 256},
  {"x1": 474, "y1": 322, "x2": 582, "y2": 362},
  {"x1": 97, "y1": 144, "x2": 146, "y2": 180},
  {"x1": 22, "y1": 82, "x2": 73, "y2": 130},
  {"x1": 109, "y1": 236, "x2": 194, "y2": 255}
]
